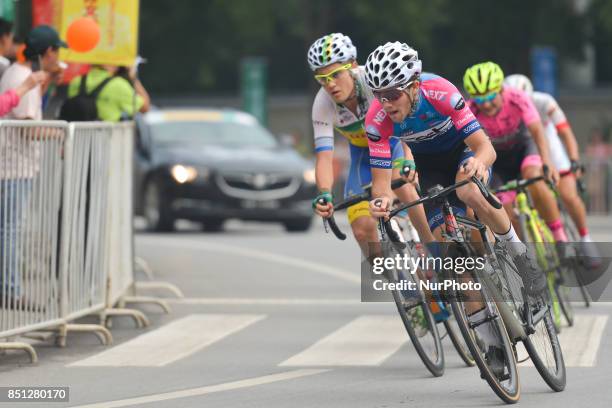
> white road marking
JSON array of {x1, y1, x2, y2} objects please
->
[
  {"x1": 168, "y1": 297, "x2": 363, "y2": 305},
  {"x1": 518, "y1": 314, "x2": 608, "y2": 367},
  {"x1": 69, "y1": 314, "x2": 265, "y2": 367},
  {"x1": 280, "y1": 315, "x2": 408, "y2": 367},
  {"x1": 138, "y1": 237, "x2": 361, "y2": 284},
  {"x1": 70, "y1": 369, "x2": 330, "y2": 408}
]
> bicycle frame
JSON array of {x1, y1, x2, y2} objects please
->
[{"x1": 500, "y1": 181, "x2": 563, "y2": 327}]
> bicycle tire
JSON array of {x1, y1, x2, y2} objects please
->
[
  {"x1": 559, "y1": 192, "x2": 591, "y2": 307},
  {"x1": 444, "y1": 244, "x2": 520, "y2": 404},
  {"x1": 443, "y1": 311, "x2": 476, "y2": 367},
  {"x1": 522, "y1": 294, "x2": 567, "y2": 392},
  {"x1": 388, "y1": 267, "x2": 445, "y2": 377},
  {"x1": 554, "y1": 271, "x2": 575, "y2": 327},
  {"x1": 574, "y1": 267, "x2": 592, "y2": 307},
  {"x1": 494, "y1": 246, "x2": 567, "y2": 392}
]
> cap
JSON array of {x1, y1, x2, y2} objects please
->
[{"x1": 24, "y1": 25, "x2": 67, "y2": 58}]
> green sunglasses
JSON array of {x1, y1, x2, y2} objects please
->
[{"x1": 314, "y1": 63, "x2": 353, "y2": 85}]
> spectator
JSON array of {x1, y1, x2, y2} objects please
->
[
  {"x1": 0, "y1": 18, "x2": 13, "y2": 78},
  {"x1": 0, "y1": 71, "x2": 48, "y2": 115},
  {"x1": 66, "y1": 63, "x2": 150, "y2": 122},
  {"x1": 0, "y1": 25, "x2": 65, "y2": 306},
  {"x1": 0, "y1": 25, "x2": 65, "y2": 120}
]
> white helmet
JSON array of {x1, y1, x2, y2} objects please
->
[
  {"x1": 504, "y1": 74, "x2": 534, "y2": 95},
  {"x1": 365, "y1": 42, "x2": 422, "y2": 90},
  {"x1": 307, "y1": 33, "x2": 357, "y2": 71}
]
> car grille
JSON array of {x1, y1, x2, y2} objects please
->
[{"x1": 216, "y1": 172, "x2": 300, "y2": 199}]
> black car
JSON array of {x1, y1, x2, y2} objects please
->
[{"x1": 134, "y1": 108, "x2": 317, "y2": 232}]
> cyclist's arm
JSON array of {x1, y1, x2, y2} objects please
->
[
  {"x1": 366, "y1": 101, "x2": 394, "y2": 202},
  {"x1": 402, "y1": 142, "x2": 414, "y2": 160},
  {"x1": 545, "y1": 96, "x2": 580, "y2": 161},
  {"x1": 556, "y1": 126, "x2": 580, "y2": 162},
  {"x1": 464, "y1": 129, "x2": 496, "y2": 167},
  {"x1": 312, "y1": 90, "x2": 336, "y2": 192},
  {"x1": 315, "y1": 150, "x2": 334, "y2": 192}
]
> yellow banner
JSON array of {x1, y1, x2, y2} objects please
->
[{"x1": 59, "y1": 0, "x2": 139, "y2": 66}]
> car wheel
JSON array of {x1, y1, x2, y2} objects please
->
[
  {"x1": 201, "y1": 219, "x2": 224, "y2": 232},
  {"x1": 283, "y1": 217, "x2": 312, "y2": 232},
  {"x1": 144, "y1": 181, "x2": 175, "y2": 232}
]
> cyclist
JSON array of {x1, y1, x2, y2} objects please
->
[
  {"x1": 363, "y1": 42, "x2": 544, "y2": 370},
  {"x1": 504, "y1": 74, "x2": 600, "y2": 261},
  {"x1": 307, "y1": 33, "x2": 433, "y2": 258},
  {"x1": 463, "y1": 62, "x2": 568, "y2": 245}
]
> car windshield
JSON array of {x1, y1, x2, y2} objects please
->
[{"x1": 149, "y1": 120, "x2": 278, "y2": 149}]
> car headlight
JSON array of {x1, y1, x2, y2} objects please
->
[
  {"x1": 303, "y1": 168, "x2": 316, "y2": 185},
  {"x1": 171, "y1": 165, "x2": 198, "y2": 184}
]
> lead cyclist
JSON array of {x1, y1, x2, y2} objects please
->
[
  {"x1": 364, "y1": 42, "x2": 545, "y2": 369},
  {"x1": 307, "y1": 33, "x2": 434, "y2": 260},
  {"x1": 504, "y1": 74, "x2": 601, "y2": 264}
]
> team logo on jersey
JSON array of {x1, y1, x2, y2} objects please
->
[
  {"x1": 462, "y1": 121, "x2": 480, "y2": 135},
  {"x1": 373, "y1": 109, "x2": 387, "y2": 124},
  {"x1": 426, "y1": 90, "x2": 448, "y2": 101},
  {"x1": 450, "y1": 93, "x2": 465, "y2": 110},
  {"x1": 366, "y1": 125, "x2": 381, "y2": 142}
]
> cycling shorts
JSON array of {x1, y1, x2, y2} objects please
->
[
  {"x1": 344, "y1": 139, "x2": 403, "y2": 224},
  {"x1": 491, "y1": 139, "x2": 543, "y2": 205},
  {"x1": 413, "y1": 142, "x2": 490, "y2": 230}
]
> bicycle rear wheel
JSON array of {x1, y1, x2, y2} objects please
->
[
  {"x1": 442, "y1": 310, "x2": 475, "y2": 367},
  {"x1": 388, "y1": 267, "x2": 445, "y2": 377},
  {"x1": 554, "y1": 268, "x2": 575, "y2": 327}
]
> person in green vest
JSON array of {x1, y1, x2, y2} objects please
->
[{"x1": 67, "y1": 64, "x2": 150, "y2": 122}]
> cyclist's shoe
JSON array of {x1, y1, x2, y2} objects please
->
[
  {"x1": 407, "y1": 306, "x2": 428, "y2": 337},
  {"x1": 580, "y1": 240, "x2": 602, "y2": 269},
  {"x1": 484, "y1": 346, "x2": 507, "y2": 380},
  {"x1": 513, "y1": 248, "x2": 547, "y2": 295}
]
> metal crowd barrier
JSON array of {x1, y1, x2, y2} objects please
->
[
  {"x1": 0, "y1": 122, "x2": 67, "y2": 361},
  {"x1": 0, "y1": 120, "x2": 180, "y2": 363}
]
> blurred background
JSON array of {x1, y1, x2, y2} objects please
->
[{"x1": 6, "y1": 0, "x2": 612, "y2": 214}]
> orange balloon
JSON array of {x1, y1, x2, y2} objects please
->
[{"x1": 66, "y1": 17, "x2": 100, "y2": 53}]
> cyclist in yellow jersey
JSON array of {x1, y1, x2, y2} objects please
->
[{"x1": 308, "y1": 33, "x2": 433, "y2": 257}]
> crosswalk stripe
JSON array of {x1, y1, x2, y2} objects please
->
[
  {"x1": 517, "y1": 314, "x2": 608, "y2": 367},
  {"x1": 279, "y1": 315, "x2": 408, "y2": 367},
  {"x1": 68, "y1": 314, "x2": 265, "y2": 367}
]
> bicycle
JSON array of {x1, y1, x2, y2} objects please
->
[
  {"x1": 495, "y1": 176, "x2": 576, "y2": 330},
  {"x1": 320, "y1": 179, "x2": 474, "y2": 377},
  {"x1": 382, "y1": 176, "x2": 565, "y2": 403},
  {"x1": 557, "y1": 165, "x2": 593, "y2": 307}
]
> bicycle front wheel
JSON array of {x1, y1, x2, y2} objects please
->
[{"x1": 523, "y1": 293, "x2": 567, "y2": 392}]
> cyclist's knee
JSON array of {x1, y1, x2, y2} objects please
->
[
  {"x1": 456, "y1": 183, "x2": 484, "y2": 210},
  {"x1": 521, "y1": 164, "x2": 541, "y2": 180},
  {"x1": 351, "y1": 217, "x2": 377, "y2": 243},
  {"x1": 396, "y1": 182, "x2": 419, "y2": 202}
]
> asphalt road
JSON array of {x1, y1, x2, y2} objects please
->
[{"x1": 1, "y1": 216, "x2": 611, "y2": 408}]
